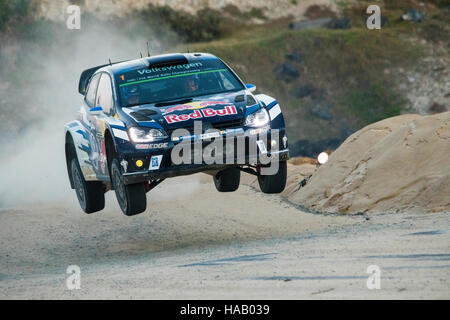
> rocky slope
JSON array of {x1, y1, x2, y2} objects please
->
[{"x1": 288, "y1": 111, "x2": 450, "y2": 213}]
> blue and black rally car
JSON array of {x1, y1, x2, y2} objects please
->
[{"x1": 65, "y1": 53, "x2": 289, "y2": 215}]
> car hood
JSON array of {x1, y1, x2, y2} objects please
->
[{"x1": 120, "y1": 90, "x2": 254, "y2": 130}]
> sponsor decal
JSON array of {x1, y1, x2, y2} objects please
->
[
  {"x1": 256, "y1": 140, "x2": 267, "y2": 154},
  {"x1": 200, "y1": 131, "x2": 221, "y2": 140},
  {"x1": 149, "y1": 155, "x2": 163, "y2": 170},
  {"x1": 164, "y1": 105, "x2": 237, "y2": 124},
  {"x1": 135, "y1": 143, "x2": 169, "y2": 150},
  {"x1": 135, "y1": 144, "x2": 150, "y2": 150},
  {"x1": 162, "y1": 101, "x2": 229, "y2": 115},
  {"x1": 249, "y1": 125, "x2": 270, "y2": 136},
  {"x1": 136, "y1": 63, "x2": 203, "y2": 75}
]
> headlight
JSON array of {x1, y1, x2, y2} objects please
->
[
  {"x1": 245, "y1": 108, "x2": 270, "y2": 127},
  {"x1": 128, "y1": 127, "x2": 167, "y2": 143}
]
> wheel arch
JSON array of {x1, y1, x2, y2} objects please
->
[
  {"x1": 64, "y1": 120, "x2": 97, "y2": 184},
  {"x1": 65, "y1": 132, "x2": 77, "y2": 189},
  {"x1": 104, "y1": 128, "x2": 117, "y2": 178}
]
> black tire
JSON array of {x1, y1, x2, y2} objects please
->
[
  {"x1": 70, "y1": 158, "x2": 105, "y2": 213},
  {"x1": 111, "y1": 158, "x2": 147, "y2": 216},
  {"x1": 213, "y1": 167, "x2": 240, "y2": 192},
  {"x1": 258, "y1": 160, "x2": 287, "y2": 194}
]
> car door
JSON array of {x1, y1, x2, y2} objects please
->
[
  {"x1": 81, "y1": 73, "x2": 102, "y2": 174},
  {"x1": 89, "y1": 73, "x2": 115, "y2": 177}
]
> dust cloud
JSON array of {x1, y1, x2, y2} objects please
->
[{"x1": 0, "y1": 18, "x2": 200, "y2": 209}]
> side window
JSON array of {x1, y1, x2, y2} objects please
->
[
  {"x1": 85, "y1": 74, "x2": 101, "y2": 107},
  {"x1": 96, "y1": 73, "x2": 114, "y2": 115}
]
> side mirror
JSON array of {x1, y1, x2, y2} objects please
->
[
  {"x1": 89, "y1": 106, "x2": 103, "y2": 115},
  {"x1": 246, "y1": 83, "x2": 256, "y2": 93}
]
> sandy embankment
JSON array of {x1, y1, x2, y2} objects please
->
[{"x1": 244, "y1": 111, "x2": 450, "y2": 214}]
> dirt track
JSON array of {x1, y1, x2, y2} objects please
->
[{"x1": 0, "y1": 175, "x2": 449, "y2": 299}]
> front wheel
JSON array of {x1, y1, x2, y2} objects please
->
[
  {"x1": 258, "y1": 160, "x2": 287, "y2": 194},
  {"x1": 71, "y1": 158, "x2": 105, "y2": 213},
  {"x1": 213, "y1": 167, "x2": 240, "y2": 192},
  {"x1": 111, "y1": 159, "x2": 147, "y2": 216}
]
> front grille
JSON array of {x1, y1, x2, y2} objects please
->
[{"x1": 211, "y1": 118, "x2": 243, "y2": 131}]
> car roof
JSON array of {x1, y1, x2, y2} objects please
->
[
  {"x1": 98, "y1": 52, "x2": 220, "y2": 75},
  {"x1": 79, "y1": 53, "x2": 223, "y2": 95}
]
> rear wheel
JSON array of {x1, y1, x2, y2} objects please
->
[
  {"x1": 258, "y1": 160, "x2": 287, "y2": 194},
  {"x1": 213, "y1": 167, "x2": 240, "y2": 192},
  {"x1": 71, "y1": 158, "x2": 105, "y2": 213},
  {"x1": 111, "y1": 158, "x2": 147, "y2": 216}
]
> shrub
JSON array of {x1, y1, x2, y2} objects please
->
[{"x1": 137, "y1": 5, "x2": 227, "y2": 42}]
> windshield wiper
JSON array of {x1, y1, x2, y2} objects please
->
[{"x1": 154, "y1": 98, "x2": 193, "y2": 107}]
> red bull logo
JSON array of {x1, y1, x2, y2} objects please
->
[
  {"x1": 164, "y1": 105, "x2": 237, "y2": 124},
  {"x1": 162, "y1": 101, "x2": 229, "y2": 115}
]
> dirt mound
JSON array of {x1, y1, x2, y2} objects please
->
[{"x1": 286, "y1": 112, "x2": 450, "y2": 214}]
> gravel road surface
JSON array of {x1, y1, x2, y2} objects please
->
[{"x1": 1, "y1": 175, "x2": 448, "y2": 299}]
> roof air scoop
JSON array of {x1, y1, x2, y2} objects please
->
[{"x1": 147, "y1": 54, "x2": 188, "y2": 69}]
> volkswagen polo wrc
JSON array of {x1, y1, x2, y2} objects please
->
[{"x1": 65, "y1": 53, "x2": 289, "y2": 216}]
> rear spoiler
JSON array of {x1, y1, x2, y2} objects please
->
[{"x1": 78, "y1": 60, "x2": 128, "y2": 95}]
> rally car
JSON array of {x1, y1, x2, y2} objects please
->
[{"x1": 65, "y1": 53, "x2": 289, "y2": 216}]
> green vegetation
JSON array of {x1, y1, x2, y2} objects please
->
[
  {"x1": 345, "y1": 84, "x2": 406, "y2": 123},
  {"x1": 132, "y1": 4, "x2": 271, "y2": 43},
  {"x1": 135, "y1": 5, "x2": 239, "y2": 42},
  {"x1": 141, "y1": 6, "x2": 225, "y2": 42}
]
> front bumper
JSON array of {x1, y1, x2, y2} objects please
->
[
  {"x1": 122, "y1": 148, "x2": 289, "y2": 184},
  {"x1": 118, "y1": 127, "x2": 289, "y2": 185}
]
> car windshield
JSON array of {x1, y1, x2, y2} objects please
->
[{"x1": 115, "y1": 59, "x2": 245, "y2": 107}]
